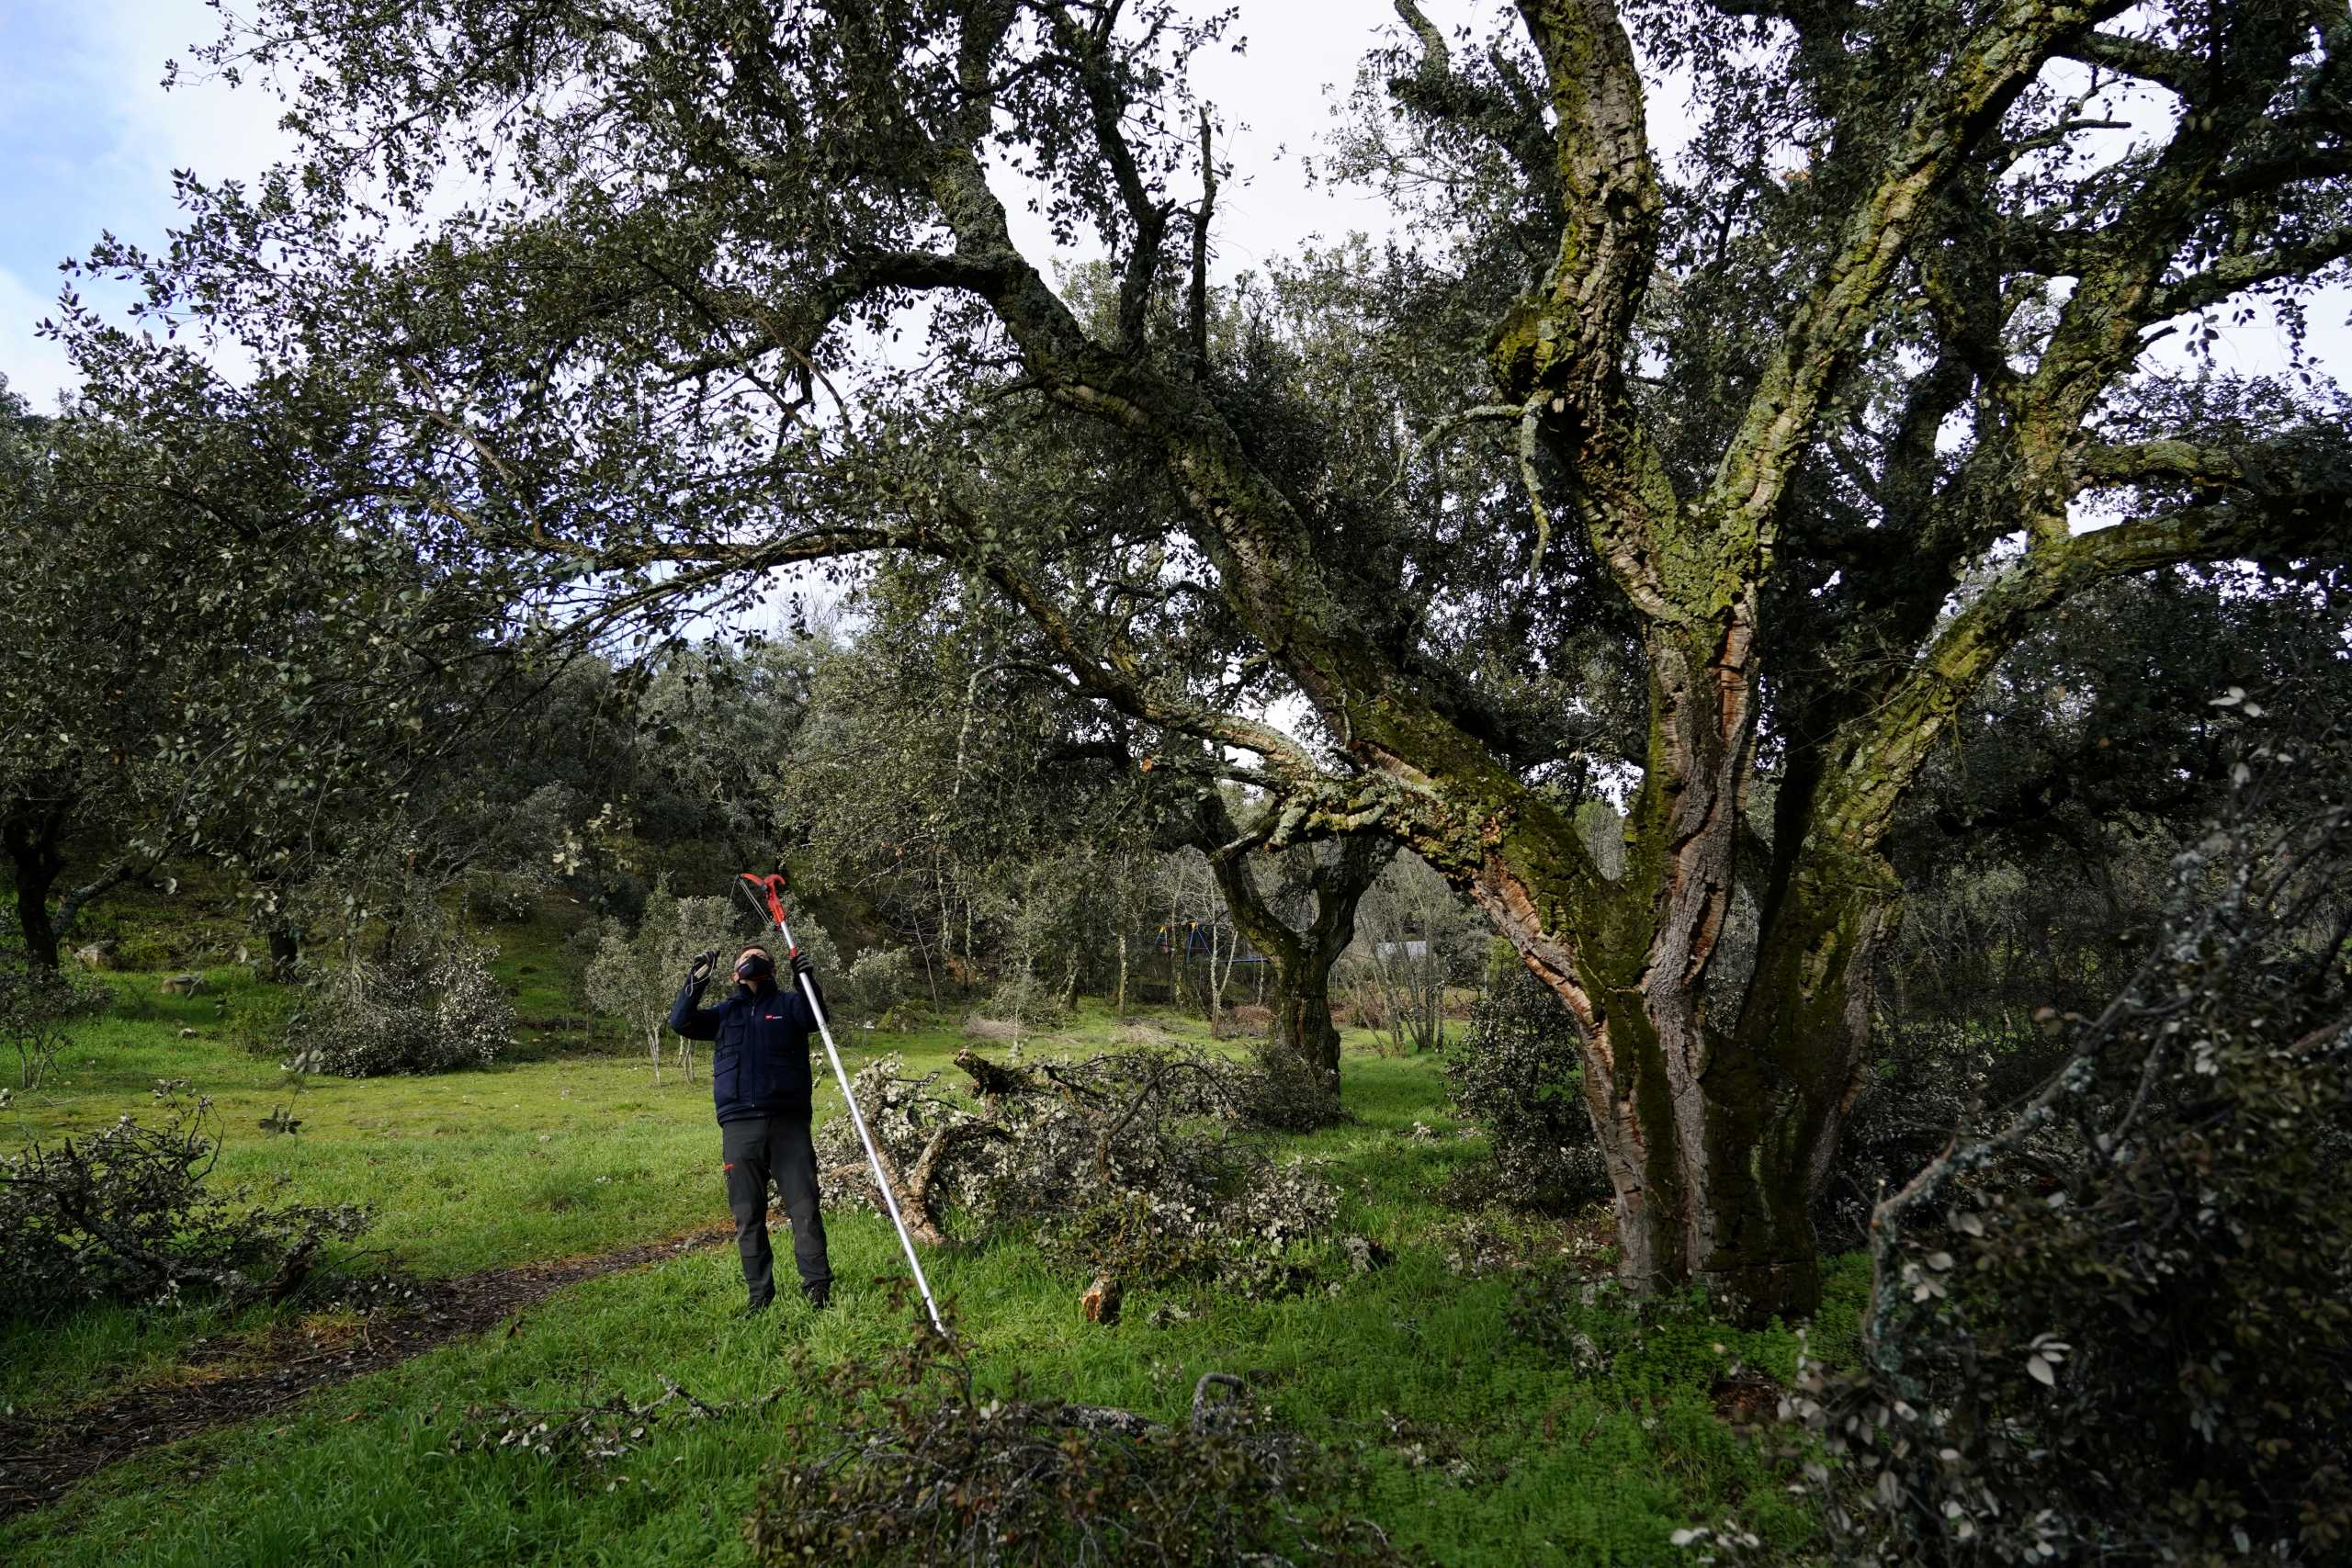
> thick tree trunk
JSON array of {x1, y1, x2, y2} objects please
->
[
  {"x1": 1478, "y1": 880, "x2": 1886, "y2": 1321},
  {"x1": 266, "y1": 927, "x2": 301, "y2": 981},
  {"x1": 11, "y1": 864, "x2": 62, "y2": 973},
  {"x1": 1263, "y1": 959, "x2": 1344, "y2": 1090},
  {"x1": 4, "y1": 807, "x2": 69, "y2": 973},
  {"x1": 1453, "y1": 612, "x2": 1893, "y2": 1324},
  {"x1": 1204, "y1": 831, "x2": 1387, "y2": 1111}
]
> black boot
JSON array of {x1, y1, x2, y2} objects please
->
[
  {"x1": 803, "y1": 1280, "x2": 831, "y2": 1312},
  {"x1": 738, "y1": 1298, "x2": 772, "y2": 1319}
]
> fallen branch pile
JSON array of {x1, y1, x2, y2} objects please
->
[
  {"x1": 0, "y1": 1100, "x2": 373, "y2": 1317},
  {"x1": 748, "y1": 1308, "x2": 1414, "y2": 1567},
  {"x1": 815, "y1": 1045, "x2": 1338, "y2": 1291}
]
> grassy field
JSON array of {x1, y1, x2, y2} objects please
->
[{"x1": 2, "y1": 920, "x2": 1862, "y2": 1566}]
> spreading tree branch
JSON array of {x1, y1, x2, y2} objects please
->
[
  {"x1": 1814, "y1": 487, "x2": 2352, "y2": 855},
  {"x1": 2061, "y1": 28, "x2": 2203, "y2": 96},
  {"x1": 1711, "y1": 0, "x2": 2128, "y2": 547},
  {"x1": 2152, "y1": 223, "x2": 2352, "y2": 319},
  {"x1": 1044, "y1": 1, "x2": 1174, "y2": 349}
]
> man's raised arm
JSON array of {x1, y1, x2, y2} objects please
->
[{"x1": 671, "y1": 950, "x2": 723, "y2": 1040}]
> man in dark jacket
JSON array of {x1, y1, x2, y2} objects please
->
[{"x1": 670, "y1": 943, "x2": 833, "y2": 1314}]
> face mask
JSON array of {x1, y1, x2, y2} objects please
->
[{"x1": 735, "y1": 954, "x2": 774, "y2": 983}]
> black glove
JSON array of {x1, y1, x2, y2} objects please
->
[
  {"x1": 687, "y1": 949, "x2": 718, "y2": 987},
  {"x1": 790, "y1": 949, "x2": 815, "y2": 983}
]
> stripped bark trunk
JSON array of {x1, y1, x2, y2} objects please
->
[
  {"x1": 1455, "y1": 611, "x2": 1889, "y2": 1321},
  {"x1": 3, "y1": 806, "x2": 70, "y2": 973}
]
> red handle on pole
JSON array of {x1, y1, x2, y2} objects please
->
[{"x1": 738, "y1": 872, "x2": 791, "y2": 942}]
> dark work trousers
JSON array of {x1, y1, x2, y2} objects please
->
[{"x1": 721, "y1": 1115, "x2": 831, "y2": 1305}]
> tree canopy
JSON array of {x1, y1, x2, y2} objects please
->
[{"x1": 62, "y1": 0, "x2": 2352, "y2": 1316}]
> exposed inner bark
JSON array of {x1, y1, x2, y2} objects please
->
[{"x1": 1441, "y1": 606, "x2": 1895, "y2": 1324}]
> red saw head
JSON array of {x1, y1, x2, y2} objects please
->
[{"x1": 738, "y1": 870, "x2": 789, "y2": 927}]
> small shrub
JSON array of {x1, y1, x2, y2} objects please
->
[
  {"x1": 839, "y1": 945, "x2": 915, "y2": 1021},
  {"x1": 978, "y1": 967, "x2": 1070, "y2": 1030},
  {"x1": 1242, "y1": 1031, "x2": 1349, "y2": 1132},
  {"x1": 0, "y1": 962, "x2": 108, "y2": 1089},
  {"x1": 747, "y1": 1307, "x2": 1417, "y2": 1568},
  {"x1": 582, "y1": 883, "x2": 747, "y2": 1083},
  {"x1": 0, "y1": 1100, "x2": 372, "y2": 1317},
  {"x1": 1440, "y1": 970, "x2": 1610, "y2": 1213},
  {"x1": 291, "y1": 929, "x2": 514, "y2": 1076}
]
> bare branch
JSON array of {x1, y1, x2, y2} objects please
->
[
  {"x1": 656, "y1": 248, "x2": 1015, "y2": 386},
  {"x1": 1045, "y1": 1, "x2": 1173, "y2": 349},
  {"x1": 1711, "y1": 1, "x2": 2129, "y2": 544},
  {"x1": 2061, "y1": 28, "x2": 2202, "y2": 96},
  {"x1": 1374, "y1": 403, "x2": 1518, "y2": 500},
  {"x1": 2213, "y1": 145, "x2": 2352, "y2": 199},
  {"x1": 1390, "y1": 0, "x2": 1556, "y2": 192},
  {"x1": 1187, "y1": 108, "x2": 1215, "y2": 366},
  {"x1": 2151, "y1": 223, "x2": 2352, "y2": 319},
  {"x1": 2070, "y1": 438, "x2": 2250, "y2": 493}
]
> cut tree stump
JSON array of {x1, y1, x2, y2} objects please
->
[{"x1": 1080, "y1": 1272, "x2": 1123, "y2": 1325}]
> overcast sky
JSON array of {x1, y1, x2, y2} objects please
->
[{"x1": 3, "y1": 0, "x2": 2340, "y2": 413}]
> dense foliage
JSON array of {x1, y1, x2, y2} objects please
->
[
  {"x1": 1756, "y1": 772, "x2": 2352, "y2": 1565},
  {"x1": 1442, "y1": 970, "x2": 1609, "y2": 1215},
  {"x1": 1809, "y1": 1018, "x2": 2071, "y2": 1250},
  {"x1": 0, "y1": 371, "x2": 531, "y2": 972}
]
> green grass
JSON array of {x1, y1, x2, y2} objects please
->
[{"x1": 3, "y1": 935, "x2": 1860, "y2": 1566}]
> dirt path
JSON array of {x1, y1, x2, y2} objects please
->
[{"x1": 0, "y1": 1224, "x2": 729, "y2": 1523}]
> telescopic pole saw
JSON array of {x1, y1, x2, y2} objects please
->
[{"x1": 735, "y1": 868, "x2": 947, "y2": 1337}]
